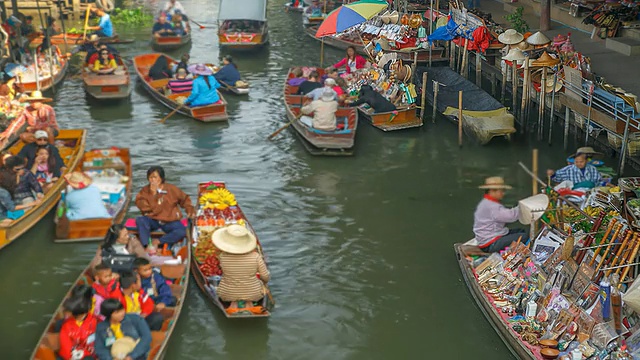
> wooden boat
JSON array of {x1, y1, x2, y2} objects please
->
[
  {"x1": 133, "y1": 53, "x2": 229, "y2": 123},
  {"x1": 82, "y1": 55, "x2": 132, "y2": 100},
  {"x1": 28, "y1": 32, "x2": 134, "y2": 46},
  {"x1": 302, "y1": 10, "x2": 325, "y2": 26},
  {"x1": 151, "y1": 32, "x2": 191, "y2": 52},
  {"x1": 218, "y1": 0, "x2": 269, "y2": 50},
  {"x1": 19, "y1": 49, "x2": 69, "y2": 93},
  {"x1": 31, "y1": 225, "x2": 190, "y2": 360},
  {"x1": 0, "y1": 129, "x2": 86, "y2": 251},
  {"x1": 357, "y1": 104, "x2": 422, "y2": 132},
  {"x1": 304, "y1": 25, "x2": 447, "y2": 64},
  {"x1": 454, "y1": 241, "x2": 538, "y2": 359},
  {"x1": 422, "y1": 67, "x2": 516, "y2": 144},
  {"x1": 54, "y1": 147, "x2": 132, "y2": 243},
  {"x1": 190, "y1": 181, "x2": 274, "y2": 318}
]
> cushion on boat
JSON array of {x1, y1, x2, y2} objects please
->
[{"x1": 305, "y1": 116, "x2": 351, "y2": 134}]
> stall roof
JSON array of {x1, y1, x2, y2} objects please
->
[{"x1": 218, "y1": 0, "x2": 267, "y2": 21}]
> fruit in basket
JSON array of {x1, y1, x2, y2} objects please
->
[{"x1": 199, "y1": 188, "x2": 237, "y2": 210}]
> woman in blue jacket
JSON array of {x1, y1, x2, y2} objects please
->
[
  {"x1": 184, "y1": 64, "x2": 221, "y2": 107},
  {"x1": 213, "y1": 55, "x2": 241, "y2": 87},
  {"x1": 94, "y1": 299, "x2": 152, "y2": 360}
]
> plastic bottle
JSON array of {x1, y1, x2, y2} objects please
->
[{"x1": 600, "y1": 277, "x2": 612, "y2": 321}]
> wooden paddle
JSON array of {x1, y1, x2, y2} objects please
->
[
  {"x1": 189, "y1": 18, "x2": 206, "y2": 29},
  {"x1": 160, "y1": 103, "x2": 186, "y2": 123},
  {"x1": 82, "y1": 5, "x2": 92, "y2": 41}
]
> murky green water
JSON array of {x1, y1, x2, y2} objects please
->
[{"x1": 0, "y1": 1, "x2": 621, "y2": 359}]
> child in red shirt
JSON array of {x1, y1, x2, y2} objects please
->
[
  {"x1": 58, "y1": 285, "x2": 98, "y2": 360},
  {"x1": 91, "y1": 264, "x2": 123, "y2": 320}
]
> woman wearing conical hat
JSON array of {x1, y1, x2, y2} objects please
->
[{"x1": 473, "y1": 177, "x2": 525, "y2": 253}]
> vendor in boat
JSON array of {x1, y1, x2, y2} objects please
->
[
  {"x1": 18, "y1": 91, "x2": 59, "y2": 144},
  {"x1": 304, "y1": 78, "x2": 337, "y2": 101},
  {"x1": 300, "y1": 88, "x2": 338, "y2": 131},
  {"x1": 94, "y1": 299, "x2": 152, "y2": 360},
  {"x1": 183, "y1": 64, "x2": 221, "y2": 107},
  {"x1": 17, "y1": 130, "x2": 67, "y2": 174},
  {"x1": 92, "y1": 49, "x2": 118, "y2": 74},
  {"x1": 135, "y1": 165, "x2": 195, "y2": 249},
  {"x1": 152, "y1": 13, "x2": 176, "y2": 37},
  {"x1": 167, "y1": 68, "x2": 193, "y2": 94},
  {"x1": 164, "y1": 0, "x2": 186, "y2": 19},
  {"x1": 213, "y1": 55, "x2": 241, "y2": 87},
  {"x1": 88, "y1": 7, "x2": 114, "y2": 38},
  {"x1": 296, "y1": 70, "x2": 322, "y2": 95},
  {"x1": 64, "y1": 171, "x2": 111, "y2": 221},
  {"x1": 330, "y1": 46, "x2": 368, "y2": 75},
  {"x1": 212, "y1": 225, "x2": 270, "y2": 305},
  {"x1": 473, "y1": 177, "x2": 525, "y2": 253},
  {"x1": 90, "y1": 224, "x2": 150, "y2": 269},
  {"x1": 547, "y1": 148, "x2": 602, "y2": 189},
  {"x1": 346, "y1": 85, "x2": 396, "y2": 113}
]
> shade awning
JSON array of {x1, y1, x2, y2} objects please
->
[{"x1": 218, "y1": 0, "x2": 267, "y2": 21}]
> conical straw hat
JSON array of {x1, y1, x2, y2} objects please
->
[
  {"x1": 380, "y1": 10, "x2": 390, "y2": 24},
  {"x1": 532, "y1": 51, "x2": 560, "y2": 67},
  {"x1": 388, "y1": 10, "x2": 399, "y2": 25},
  {"x1": 518, "y1": 194, "x2": 550, "y2": 225},
  {"x1": 544, "y1": 75, "x2": 563, "y2": 93},
  {"x1": 498, "y1": 29, "x2": 524, "y2": 45},
  {"x1": 503, "y1": 48, "x2": 526, "y2": 62},
  {"x1": 526, "y1": 31, "x2": 551, "y2": 45},
  {"x1": 514, "y1": 40, "x2": 534, "y2": 51}
]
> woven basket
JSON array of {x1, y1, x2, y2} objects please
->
[{"x1": 608, "y1": 132, "x2": 640, "y2": 157}]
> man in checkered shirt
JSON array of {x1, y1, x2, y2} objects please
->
[{"x1": 547, "y1": 153, "x2": 602, "y2": 188}]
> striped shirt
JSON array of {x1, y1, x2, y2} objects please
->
[
  {"x1": 168, "y1": 78, "x2": 193, "y2": 94},
  {"x1": 218, "y1": 251, "x2": 270, "y2": 302}
]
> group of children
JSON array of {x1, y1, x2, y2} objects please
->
[{"x1": 57, "y1": 258, "x2": 175, "y2": 359}]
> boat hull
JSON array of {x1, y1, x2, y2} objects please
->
[
  {"x1": 21, "y1": 58, "x2": 69, "y2": 93},
  {"x1": 358, "y1": 105, "x2": 422, "y2": 132},
  {"x1": 82, "y1": 56, "x2": 132, "y2": 100},
  {"x1": 218, "y1": 31, "x2": 268, "y2": 50},
  {"x1": 29, "y1": 33, "x2": 133, "y2": 46},
  {"x1": 151, "y1": 33, "x2": 191, "y2": 51}
]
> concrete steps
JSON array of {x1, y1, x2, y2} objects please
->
[{"x1": 606, "y1": 37, "x2": 640, "y2": 56}]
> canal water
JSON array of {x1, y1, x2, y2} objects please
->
[{"x1": 0, "y1": 1, "x2": 621, "y2": 359}]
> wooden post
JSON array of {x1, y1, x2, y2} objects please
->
[
  {"x1": 449, "y1": 42, "x2": 455, "y2": 70},
  {"x1": 538, "y1": 67, "x2": 547, "y2": 140},
  {"x1": 541, "y1": 0, "x2": 551, "y2": 31},
  {"x1": 475, "y1": 52, "x2": 481, "y2": 86},
  {"x1": 320, "y1": 38, "x2": 324, "y2": 68},
  {"x1": 432, "y1": 81, "x2": 438, "y2": 123},
  {"x1": 548, "y1": 71, "x2": 558, "y2": 145},
  {"x1": 420, "y1": 72, "x2": 427, "y2": 120},
  {"x1": 490, "y1": 73, "x2": 496, "y2": 97},
  {"x1": 532, "y1": 148, "x2": 539, "y2": 196},
  {"x1": 564, "y1": 106, "x2": 570, "y2": 151},
  {"x1": 461, "y1": 38, "x2": 469, "y2": 78},
  {"x1": 501, "y1": 60, "x2": 507, "y2": 103},
  {"x1": 619, "y1": 115, "x2": 631, "y2": 177},
  {"x1": 458, "y1": 90, "x2": 463, "y2": 147},
  {"x1": 512, "y1": 62, "x2": 518, "y2": 116},
  {"x1": 519, "y1": 57, "x2": 529, "y2": 133},
  {"x1": 457, "y1": 43, "x2": 463, "y2": 73}
]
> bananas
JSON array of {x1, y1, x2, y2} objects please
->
[
  {"x1": 610, "y1": 186, "x2": 621, "y2": 193},
  {"x1": 584, "y1": 206, "x2": 601, "y2": 218},
  {"x1": 199, "y1": 188, "x2": 237, "y2": 210}
]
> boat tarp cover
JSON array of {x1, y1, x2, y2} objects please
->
[{"x1": 218, "y1": 0, "x2": 267, "y2": 21}]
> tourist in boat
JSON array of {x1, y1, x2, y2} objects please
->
[
  {"x1": 92, "y1": 264, "x2": 123, "y2": 320},
  {"x1": 117, "y1": 271, "x2": 164, "y2": 331},
  {"x1": 300, "y1": 88, "x2": 338, "y2": 131},
  {"x1": 171, "y1": 14, "x2": 188, "y2": 36},
  {"x1": 58, "y1": 286, "x2": 98, "y2": 360},
  {"x1": 152, "y1": 13, "x2": 176, "y2": 37},
  {"x1": 173, "y1": 53, "x2": 190, "y2": 75},
  {"x1": 17, "y1": 130, "x2": 66, "y2": 174},
  {"x1": 64, "y1": 171, "x2": 111, "y2": 221},
  {"x1": 94, "y1": 299, "x2": 152, "y2": 360},
  {"x1": 135, "y1": 165, "x2": 195, "y2": 249},
  {"x1": 334, "y1": 77, "x2": 348, "y2": 102},
  {"x1": 330, "y1": 46, "x2": 368, "y2": 74},
  {"x1": 287, "y1": 67, "x2": 306, "y2": 86},
  {"x1": 295, "y1": 70, "x2": 322, "y2": 95},
  {"x1": 18, "y1": 91, "x2": 59, "y2": 144},
  {"x1": 164, "y1": 0, "x2": 186, "y2": 19},
  {"x1": 30, "y1": 146, "x2": 60, "y2": 194},
  {"x1": 346, "y1": 85, "x2": 396, "y2": 113},
  {"x1": 92, "y1": 49, "x2": 118, "y2": 74},
  {"x1": 166, "y1": 68, "x2": 193, "y2": 94},
  {"x1": 213, "y1": 55, "x2": 241, "y2": 87},
  {"x1": 547, "y1": 149, "x2": 602, "y2": 189},
  {"x1": 88, "y1": 7, "x2": 114, "y2": 38},
  {"x1": 473, "y1": 177, "x2": 525, "y2": 253},
  {"x1": 0, "y1": 169, "x2": 35, "y2": 223},
  {"x1": 4, "y1": 155, "x2": 44, "y2": 205},
  {"x1": 87, "y1": 44, "x2": 116, "y2": 67},
  {"x1": 148, "y1": 55, "x2": 173, "y2": 81},
  {"x1": 213, "y1": 225, "x2": 270, "y2": 305},
  {"x1": 90, "y1": 224, "x2": 150, "y2": 270},
  {"x1": 183, "y1": 64, "x2": 221, "y2": 106},
  {"x1": 134, "y1": 258, "x2": 176, "y2": 310},
  {"x1": 304, "y1": 78, "x2": 337, "y2": 101},
  {"x1": 82, "y1": 34, "x2": 101, "y2": 63}
]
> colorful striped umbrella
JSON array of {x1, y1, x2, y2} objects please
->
[{"x1": 315, "y1": 0, "x2": 388, "y2": 38}]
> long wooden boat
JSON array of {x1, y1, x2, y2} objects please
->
[
  {"x1": 28, "y1": 32, "x2": 134, "y2": 46},
  {"x1": 0, "y1": 129, "x2": 86, "y2": 251},
  {"x1": 454, "y1": 241, "x2": 539, "y2": 359},
  {"x1": 54, "y1": 147, "x2": 132, "y2": 243},
  {"x1": 190, "y1": 181, "x2": 274, "y2": 318},
  {"x1": 82, "y1": 55, "x2": 132, "y2": 100},
  {"x1": 218, "y1": 0, "x2": 269, "y2": 50},
  {"x1": 358, "y1": 104, "x2": 422, "y2": 132},
  {"x1": 304, "y1": 25, "x2": 447, "y2": 64},
  {"x1": 20, "y1": 51, "x2": 69, "y2": 93},
  {"x1": 133, "y1": 53, "x2": 228, "y2": 123},
  {"x1": 31, "y1": 225, "x2": 190, "y2": 360},
  {"x1": 151, "y1": 33, "x2": 191, "y2": 52}
]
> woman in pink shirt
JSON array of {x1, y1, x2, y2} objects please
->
[{"x1": 331, "y1": 46, "x2": 368, "y2": 74}]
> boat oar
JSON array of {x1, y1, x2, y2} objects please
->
[
  {"x1": 268, "y1": 110, "x2": 305, "y2": 140},
  {"x1": 160, "y1": 103, "x2": 186, "y2": 123},
  {"x1": 189, "y1": 18, "x2": 206, "y2": 29}
]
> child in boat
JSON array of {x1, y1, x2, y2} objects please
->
[
  {"x1": 58, "y1": 285, "x2": 98, "y2": 360},
  {"x1": 30, "y1": 146, "x2": 60, "y2": 193},
  {"x1": 118, "y1": 271, "x2": 164, "y2": 331},
  {"x1": 94, "y1": 299, "x2": 152, "y2": 360},
  {"x1": 92, "y1": 264, "x2": 123, "y2": 321},
  {"x1": 134, "y1": 258, "x2": 176, "y2": 310}
]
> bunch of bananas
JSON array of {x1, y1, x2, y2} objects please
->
[
  {"x1": 607, "y1": 210, "x2": 620, "y2": 217},
  {"x1": 199, "y1": 188, "x2": 237, "y2": 210},
  {"x1": 584, "y1": 206, "x2": 601, "y2": 218},
  {"x1": 610, "y1": 186, "x2": 621, "y2": 193}
]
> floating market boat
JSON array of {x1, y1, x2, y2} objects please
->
[
  {"x1": 190, "y1": 181, "x2": 274, "y2": 318},
  {"x1": 82, "y1": 55, "x2": 132, "y2": 100},
  {"x1": 31, "y1": 225, "x2": 190, "y2": 360},
  {"x1": 218, "y1": 0, "x2": 269, "y2": 50},
  {"x1": 0, "y1": 129, "x2": 86, "y2": 251},
  {"x1": 54, "y1": 147, "x2": 132, "y2": 243},
  {"x1": 133, "y1": 53, "x2": 229, "y2": 123},
  {"x1": 422, "y1": 67, "x2": 516, "y2": 145},
  {"x1": 28, "y1": 32, "x2": 134, "y2": 46},
  {"x1": 357, "y1": 104, "x2": 422, "y2": 132},
  {"x1": 302, "y1": 10, "x2": 325, "y2": 27},
  {"x1": 15, "y1": 49, "x2": 69, "y2": 93},
  {"x1": 151, "y1": 33, "x2": 192, "y2": 52}
]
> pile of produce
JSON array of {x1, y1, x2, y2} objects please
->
[
  {"x1": 194, "y1": 230, "x2": 216, "y2": 263},
  {"x1": 200, "y1": 255, "x2": 222, "y2": 277},
  {"x1": 200, "y1": 188, "x2": 237, "y2": 210}
]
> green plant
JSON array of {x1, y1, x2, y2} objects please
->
[
  {"x1": 504, "y1": 7, "x2": 530, "y2": 34},
  {"x1": 111, "y1": 7, "x2": 154, "y2": 27}
]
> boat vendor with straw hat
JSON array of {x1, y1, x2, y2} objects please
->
[
  {"x1": 18, "y1": 90, "x2": 59, "y2": 144},
  {"x1": 64, "y1": 171, "x2": 112, "y2": 221},
  {"x1": 473, "y1": 177, "x2": 527, "y2": 253},
  {"x1": 547, "y1": 147, "x2": 603, "y2": 189},
  {"x1": 213, "y1": 225, "x2": 270, "y2": 304}
]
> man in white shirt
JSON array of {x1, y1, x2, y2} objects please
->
[
  {"x1": 164, "y1": 0, "x2": 186, "y2": 18},
  {"x1": 299, "y1": 88, "x2": 338, "y2": 131},
  {"x1": 305, "y1": 78, "x2": 337, "y2": 101}
]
